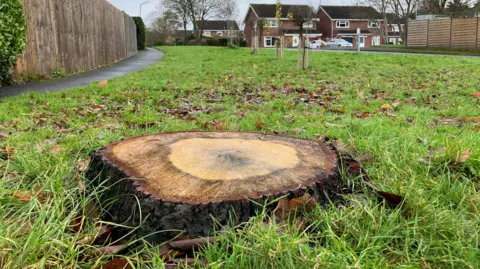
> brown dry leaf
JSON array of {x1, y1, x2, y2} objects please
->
[
  {"x1": 51, "y1": 145, "x2": 63, "y2": 153},
  {"x1": 76, "y1": 158, "x2": 90, "y2": 173},
  {"x1": 454, "y1": 150, "x2": 472, "y2": 165},
  {"x1": 91, "y1": 244, "x2": 126, "y2": 257},
  {"x1": 324, "y1": 122, "x2": 346, "y2": 128},
  {"x1": 379, "y1": 104, "x2": 393, "y2": 111},
  {"x1": 273, "y1": 199, "x2": 290, "y2": 220},
  {"x1": 470, "y1": 92, "x2": 480, "y2": 98},
  {"x1": 168, "y1": 237, "x2": 217, "y2": 252},
  {"x1": 351, "y1": 111, "x2": 370, "y2": 119},
  {"x1": 358, "y1": 153, "x2": 374, "y2": 164},
  {"x1": 12, "y1": 190, "x2": 51, "y2": 204},
  {"x1": 462, "y1": 116, "x2": 480, "y2": 123},
  {"x1": 165, "y1": 258, "x2": 200, "y2": 269},
  {"x1": 288, "y1": 193, "x2": 317, "y2": 213},
  {"x1": 98, "y1": 80, "x2": 108, "y2": 87},
  {"x1": 98, "y1": 258, "x2": 133, "y2": 269},
  {"x1": 255, "y1": 119, "x2": 265, "y2": 129},
  {"x1": 392, "y1": 100, "x2": 402, "y2": 107},
  {"x1": 159, "y1": 244, "x2": 184, "y2": 260},
  {"x1": 0, "y1": 131, "x2": 9, "y2": 139},
  {"x1": 294, "y1": 217, "x2": 310, "y2": 232},
  {"x1": 436, "y1": 118, "x2": 462, "y2": 125}
]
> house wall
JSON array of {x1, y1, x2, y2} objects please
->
[
  {"x1": 317, "y1": 9, "x2": 333, "y2": 38},
  {"x1": 205, "y1": 31, "x2": 229, "y2": 37}
]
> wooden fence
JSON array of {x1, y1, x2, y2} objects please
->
[
  {"x1": 14, "y1": 0, "x2": 138, "y2": 77},
  {"x1": 407, "y1": 18, "x2": 480, "y2": 48}
]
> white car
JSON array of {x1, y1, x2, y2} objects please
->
[
  {"x1": 309, "y1": 39, "x2": 327, "y2": 49},
  {"x1": 327, "y1": 39, "x2": 354, "y2": 48}
]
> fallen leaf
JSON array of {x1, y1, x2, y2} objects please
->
[
  {"x1": 324, "y1": 122, "x2": 346, "y2": 128},
  {"x1": 470, "y1": 92, "x2": 480, "y2": 98},
  {"x1": 12, "y1": 190, "x2": 51, "y2": 204},
  {"x1": 462, "y1": 116, "x2": 480, "y2": 123},
  {"x1": 358, "y1": 153, "x2": 374, "y2": 164},
  {"x1": 99, "y1": 258, "x2": 133, "y2": 269},
  {"x1": 377, "y1": 191, "x2": 404, "y2": 208},
  {"x1": 255, "y1": 119, "x2": 265, "y2": 129},
  {"x1": 351, "y1": 111, "x2": 370, "y2": 119},
  {"x1": 273, "y1": 199, "x2": 290, "y2": 220},
  {"x1": 51, "y1": 145, "x2": 63, "y2": 153},
  {"x1": 159, "y1": 244, "x2": 184, "y2": 259},
  {"x1": 379, "y1": 104, "x2": 393, "y2": 111},
  {"x1": 0, "y1": 131, "x2": 9, "y2": 139},
  {"x1": 252, "y1": 64, "x2": 258, "y2": 69},
  {"x1": 98, "y1": 80, "x2": 108, "y2": 87},
  {"x1": 392, "y1": 100, "x2": 402, "y2": 107},
  {"x1": 168, "y1": 237, "x2": 217, "y2": 252},
  {"x1": 454, "y1": 150, "x2": 472, "y2": 165},
  {"x1": 91, "y1": 244, "x2": 126, "y2": 257},
  {"x1": 435, "y1": 118, "x2": 462, "y2": 125}
]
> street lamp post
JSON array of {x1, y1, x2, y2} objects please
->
[{"x1": 139, "y1": 1, "x2": 149, "y2": 17}]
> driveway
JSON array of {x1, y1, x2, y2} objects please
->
[{"x1": 0, "y1": 48, "x2": 163, "y2": 99}]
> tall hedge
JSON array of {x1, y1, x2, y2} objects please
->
[
  {"x1": 0, "y1": 0, "x2": 27, "y2": 85},
  {"x1": 132, "y1": 17, "x2": 146, "y2": 50}
]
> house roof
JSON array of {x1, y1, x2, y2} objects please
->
[
  {"x1": 250, "y1": 4, "x2": 315, "y2": 18},
  {"x1": 203, "y1": 20, "x2": 239, "y2": 31},
  {"x1": 320, "y1": 5, "x2": 382, "y2": 20}
]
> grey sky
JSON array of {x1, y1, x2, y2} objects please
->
[{"x1": 106, "y1": 0, "x2": 348, "y2": 26}]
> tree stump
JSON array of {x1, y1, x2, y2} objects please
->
[{"x1": 87, "y1": 132, "x2": 345, "y2": 243}]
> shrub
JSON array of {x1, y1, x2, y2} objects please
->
[
  {"x1": 0, "y1": 0, "x2": 27, "y2": 85},
  {"x1": 132, "y1": 17, "x2": 146, "y2": 50}
]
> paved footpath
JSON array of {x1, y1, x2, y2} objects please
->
[{"x1": 0, "y1": 48, "x2": 163, "y2": 99}]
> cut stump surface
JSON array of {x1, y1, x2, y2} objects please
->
[{"x1": 88, "y1": 132, "x2": 342, "y2": 243}]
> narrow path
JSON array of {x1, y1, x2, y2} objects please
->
[{"x1": 0, "y1": 48, "x2": 163, "y2": 99}]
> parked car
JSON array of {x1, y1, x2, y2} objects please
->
[
  {"x1": 309, "y1": 39, "x2": 327, "y2": 49},
  {"x1": 327, "y1": 39, "x2": 353, "y2": 48}
]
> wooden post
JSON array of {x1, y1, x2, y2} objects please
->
[
  {"x1": 280, "y1": 36, "x2": 284, "y2": 58},
  {"x1": 426, "y1": 19, "x2": 430, "y2": 48},
  {"x1": 450, "y1": 18, "x2": 453, "y2": 48},
  {"x1": 476, "y1": 17, "x2": 479, "y2": 49},
  {"x1": 303, "y1": 37, "x2": 309, "y2": 70}
]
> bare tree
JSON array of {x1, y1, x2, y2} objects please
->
[
  {"x1": 150, "y1": 10, "x2": 182, "y2": 45},
  {"x1": 417, "y1": 0, "x2": 448, "y2": 14},
  {"x1": 185, "y1": 0, "x2": 236, "y2": 40},
  {"x1": 163, "y1": 0, "x2": 190, "y2": 44},
  {"x1": 389, "y1": 0, "x2": 419, "y2": 47},
  {"x1": 288, "y1": 6, "x2": 315, "y2": 70},
  {"x1": 355, "y1": 0, "x2": 389, "y2": 45}
]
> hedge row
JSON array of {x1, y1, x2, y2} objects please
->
[
  {"x1": 0, "y1": 0, "x2": 27, "y2": 85},
  {"x1": 132, "y1": 17, "x2": 146, "y2": 51}
]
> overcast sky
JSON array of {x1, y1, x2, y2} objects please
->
[{"x1": 106, "y1": 0, "x2": 348, "y2": 26}]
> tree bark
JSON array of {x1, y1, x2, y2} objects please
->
[{"x1": 86, "y1": 132, "x2": 349, "y2": 244}]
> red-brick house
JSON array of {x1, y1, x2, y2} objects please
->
[
  {"x1": 317, "y1": 5, "x2": 385, "y2": 47},
  {"x1": 386, "y1": 13, "x2": 404, "y2": 45},
  {"x1": 202, "y1": 20, "x2": 241, "y2": 37},
  {"x1": 244, "y1": 4, "x2": 322, "y2": 48}
]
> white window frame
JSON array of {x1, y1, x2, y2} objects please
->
[
  {"x1": 373, "y1": 36, "x2": 381, "y2": 46},
  {"x1": 336, "y1": 21, "x2": 350, "y2": 28},
  {"x1": 217, "y1": 31, "x2": 223, "y2": 36},
  {"x1": 388, "y1": 37, "x2": 397, "y2": 44},
  {"x1": 268, "y1": 19, "x2": 279, "y2": 28},
  {"x1": 368, "y1": 21, "x2": 380, "y2": 28},
  {"x1": 203, "y1": 31, "x2": 211, "y2": 37},
  {"x1": 264, "y1": 36, "x2": 275, "y2": 47},
  {"x1": 303, "y1": 21, "x2": 314, "y2": 28},
  {"x1": 392, "y1": 25, "x2": 400, "y2": 32}
]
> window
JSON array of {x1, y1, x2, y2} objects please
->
[
  {"x1": 373, "y1": 36, "x2": 381, "y2": 46},
  {"x1": 336, "y1": 21, "x2": 349, "y2": 28},
  {"x1": 217, "y1": 31, "x2": 223, "y2": 36},
  {"x1": 368, "y1": 21, "x2": 379, "y2": 28},
  {"x1": 303, "y1": 22, "x2": 314, "y2": 28},
  {"x1": 203, "y1": 31, "x2": 211, "y2": 37},
  {"x1": 268, "y1": 19, "x2": 279, "y2": 28},
  {"x1": 388, "y1": 37, "x2": 396, "y2": 44},
  {"x1": 264, "y1": 36, "x2": 276, "y2": 47},
  {"x1": 392, "y1": 25, "x2": 400, "y2": 32}
]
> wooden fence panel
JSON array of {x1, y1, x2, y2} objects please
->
[
  {"x1": 451, "y1": 18, "x2": 477, "y2": 48},
  {"x1": 408, "y1": 18, "x2": 479, "y2": 49},
  {"x1": 407, "y1": 21, "x2": 428, "y2": 47},
  {"x1": 14, "y1": 0, "x2": 138, "y2": 77},
  {"x1": 427, "y1": 20, "x2": 451, "y2": 47}
]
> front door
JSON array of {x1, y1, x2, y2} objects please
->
[{"x1": 359, "y1": 36, "x2": 365, "y2": 48}]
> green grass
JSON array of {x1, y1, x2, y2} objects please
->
[
  {"x1": 368, "y1": 45, "x2": 480, "y2": 56},
  {"x1": 0, "y1": 46, "x2": 479, "y2": 268}
]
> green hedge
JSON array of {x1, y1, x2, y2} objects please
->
[
  {"x1": 132, "y1": 17, "x2": 146, "y2": 50},
  {"x1": 0, "y1": 0, "x2": 27, "y2": 85}
]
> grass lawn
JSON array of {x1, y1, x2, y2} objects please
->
[
  {"x1": 1, "y1": 46, "x2": 479, "y2": 268},
  {"x1": 368, "y1": 45, "x2": 480, "y2": 56}
]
